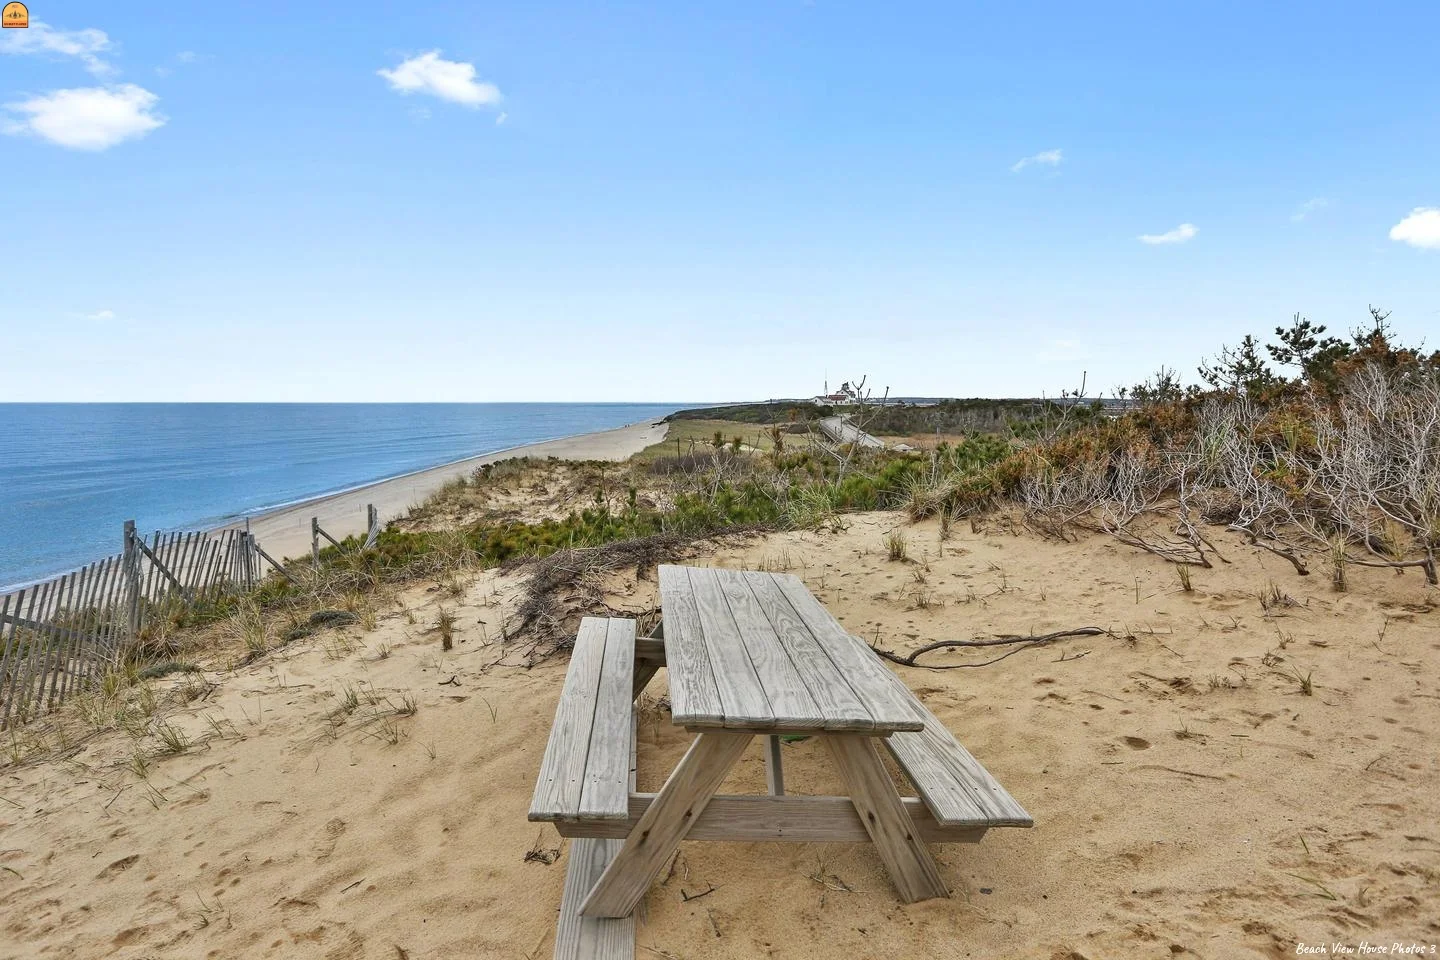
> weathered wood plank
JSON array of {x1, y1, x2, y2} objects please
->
[
  {"x1": 550, "y1": 704, "x2": 640, "y2": 959},
  {"x1": 65, "y1": 565, "x2": 98, "y2": 700},
  {"x1": 36, "y1": 572, "x2": 75, "y2": 708},
  {"x1": 633, "y1": 637, "x2": 665, "y2": 664},
  {"x1": 631, "y1": 662, "x2": 659, "y2": 701},
  {"x1": 676, "y1": 566, "x2": 773, "y2": 727},
  {"x1": 52, "y1": 568, "x2": 86, "y2": 703},
  {"x1": 174, "y1": 532, "x2": 200, "y2": 592},
  {"x1": 580, "y1": 731, "x2": 752, "y2": 918},
  {"x1": 53, "y1": 562, "x2": 96, "y2": 703},
  {"x1": 771, "y1": 574, "x2": 925, "y2": 732},
  {"x1": 197, "y1": 533, "x2": 221, "y2": 596},
  {"x1": 531, "y1": 618, "x2": 610, "y2": 821},
  {"x1": 75, "y1": 558, "x2": 112, "y2": 690},
  {"x1": 0, "y1": 591, "x2": 17, "y2": 725},
  {"x1": 92, "y1": 555, "x2": 124, "y2": 671},
  {"x1": 742, "y1": 571, "x2": 875, "y2": 731},
  {"x1": 141, "y1": 531, "x2": 163, "y2": 603},
  {"x1": 0, "y1": 586, "x2": 38, "y2": 727},
  {"x1": 2, "y1": 585, "x2": 38, "y2": 725},
  {"x1": 825, "y1": 734, "x2": 949, "y2": 903},
  {"x1": 703, "y1": 568, "x2": 826, "y2": 729},
  {"x1": 577, "y1": 619, "x2": 635, "y2": 821},
  {"x1": 15, "y1": 580, "x2": 53, "y2": 722},
  {"x1": 884, "y1": 686, "x2": 1034, "y2": 827},
  {"x1": 64, "y1": 563, "x2": 101, "y2": 702},
  {"x1": 172, "y1": 532, "x2": 197, "y2": 594},
  {"x1": 250, "y1": 538, "x2": 291, "y2": 582},
  {"x1": 656, "y1": 565, "x2": 724, "y2": 727},
  {"x1": 74, "y1": 562, "x2": 104, "y2": 691},
  {"x1": 554, "y1": 794, "x2": 989, "y2": 845},
  {"x1": 554, "y1": 837, "x2": 634, "y2": 960},
  {"x1": 154, "y1": 532, "x2": 182, "y2": 597},
  {"x1": 631, "y1": 627, "x2": 664, "y2": 698}
]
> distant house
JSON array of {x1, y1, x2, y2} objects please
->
[{"x1": 812, "y1": 379, "x2": 862, "y2": 406}]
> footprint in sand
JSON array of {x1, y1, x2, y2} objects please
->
[
  {"x1": 314, "y1": 818, "x2": 347, "y2": 860},
  {"x1": 111, "y1": 926, "x2": 148, "y2": 947},
  {"x1": 98, "y1": 855, "x2": 139, "y2": 879},
  {"x1": 1122, "y1": 736, "x2": 1152, "y2": 750}
]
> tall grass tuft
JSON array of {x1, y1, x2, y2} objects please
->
[
  {"x1": 436, "y1": 608, "x2": 456, "y2": 651},
  {"x1": 885, "y1": 529, "x2": 908, "y2": 562}
]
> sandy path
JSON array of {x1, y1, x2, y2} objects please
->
[{"x1": 227, "y1": 419, "x2": 668, "y2": 563}]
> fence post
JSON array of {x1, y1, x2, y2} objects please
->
[
  {"x1": 242, "y1": 520, "x2": 253, "y2": 589},
  {"x1": 122, "y1": 520, "x2": 141, "y2": 646},
  {"x1": 363, "y1": 504, "x2": 380, "y2": 550},
  {"x1": 311, "y1": 517, "x2": 321, "y2": 568}
]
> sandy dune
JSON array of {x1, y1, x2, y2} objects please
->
[
  {"x1": 228, "y1": 419, "x2": 669, "y2": 566},
  {"x1": 1, "y1": 512, "x2": 1437, "y2": 958}
]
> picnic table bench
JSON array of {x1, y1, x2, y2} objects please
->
[{"x1": 529, "y1": 564, "x2": 1032, "y2": 960}]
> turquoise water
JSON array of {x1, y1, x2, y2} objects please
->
[{"x1": 0, "y1": 403, "x2": 686, "y2": 591}]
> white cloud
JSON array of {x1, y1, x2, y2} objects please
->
[
  {"x1": 1138, "y1": 223, "x2": 1198, "y2": 245},
  {"x1": 1011, "y1": 148, "x2": 1062, "y2": 173},
  {"x1": 495, "y1": 111, "x2": 507, "y2": 126},
  {"x1": 0, "y1": 21, "x2": 114, "y2": 75},
  {"x1": 3, "y1": 84, "x2": 165, "y2": 150},
  {"x1": 85, "y1": 309, "x2": 115, "y2": 321},
  {"x1": 1389, "y1": 207, "x2": 1440, "y2": 250},
  {"x1": 1291, "y1": 197, "x2": 1329, "y2": 222},
  {"x1": 378, "y1": 50, "x2": 501, "y2": 107}
]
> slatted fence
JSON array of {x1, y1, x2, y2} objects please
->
[
  {"x1": 0, "y1": 523, "x2": 269, "y2": 728},
  {"x1": 0, "y1": 503, "x2": 384, "y2": 728}
]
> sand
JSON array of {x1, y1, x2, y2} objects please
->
[
  {"x1": 225, "y1": 419, "x2": 669, "y2": 564},
  {"x1": 1, "y1": 511, "x2": 1437, "y2": 958}
]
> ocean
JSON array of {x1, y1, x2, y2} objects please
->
[{"x1": 0, "y1": 403, "x2": 687, "y2": 592}]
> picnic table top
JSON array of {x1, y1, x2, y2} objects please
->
[{"x1": 658, "y1": 564, "x2": 927, "y2": 734}]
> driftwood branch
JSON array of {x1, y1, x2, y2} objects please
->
[
  {"x1": 872, "y1": 627, "x2": 1110, "y2": 669},
  {"x1": 1344, "y1": 553, "x2": 1439, "y2": 585},
  {"x1": 1229, "y1": 525, "x2": 1310, "y2": 576}
]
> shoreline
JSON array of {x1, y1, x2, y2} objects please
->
[{"x1": 224, "y1": 418, "x2": 670, "y2": 564}]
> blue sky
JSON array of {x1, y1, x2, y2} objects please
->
[{"x1": 2, "y1": 1, "x2": 1437, "y2": 402}]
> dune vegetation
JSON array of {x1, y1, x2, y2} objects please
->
[
  {"x1": 148, "y1": 308, "x2": 1440, "y2": 665},
  {"x1": 10, "y1": 307, "x2": 1435, "y2": 758}
]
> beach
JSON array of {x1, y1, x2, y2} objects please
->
[
  {"x1": 228, "y1": 418, "x2": 670, "y2": 564},
  {"x1": 1, "y1": 469, "x2": 1435, "y2": 956}
]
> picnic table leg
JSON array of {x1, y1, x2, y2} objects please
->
[
  {"x1": 764, "y1": 735, "x2": 785, "y2": 795},
  {"x1": 824, "y1": 734, "x2": 949, "y2": 903},
  {"x1": 632, "y1": 622, "x2": 664, "y2": 700},
  {"x1": 580, "y1": 731, "x2": 752, "y2": 918},
  {"x1": 632, "y1": 661, "x2": 660, "y2": 700}
]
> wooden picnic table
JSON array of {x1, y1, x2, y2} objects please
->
[{"x1": 530, "y1": 564, "x2": 1031, "y2": 958}]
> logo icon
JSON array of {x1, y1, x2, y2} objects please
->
[{"x1": 1, "y1": 2, "x2": 27, "y2": 28}]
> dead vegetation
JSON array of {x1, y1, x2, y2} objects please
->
[{"x1": 502, "y1": 531, "x2": 751, "y2": 665}]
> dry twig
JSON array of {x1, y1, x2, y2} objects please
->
[{"x1": 871, "y1": 627, "x2": 1110, "y2": 669}]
